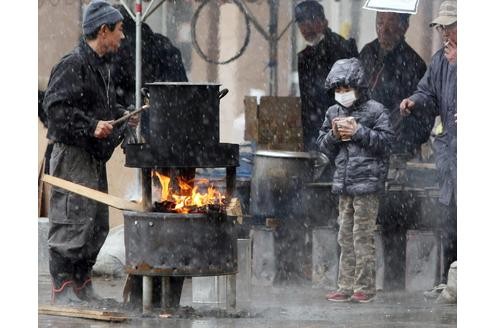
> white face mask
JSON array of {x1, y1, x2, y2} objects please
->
[
  {"x1": 335, "y1": 90, "x2": 357, "y2": 108},
  {"x1": 306, "y1": 33, "x2": 324, "y2": 47}
]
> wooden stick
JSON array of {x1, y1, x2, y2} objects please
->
[
  {"x1": 111, "y1": 104, "x2": 150, "y2": 126},
  {"x1": 42, "y1": 175, "x2": 144, "y2": 212},
  {"x1": 38, "y1": 305, "x2": 127, "y2": 322},
  {"x1": 38, "y1": 157, "x2": 46, "y2": 217}
]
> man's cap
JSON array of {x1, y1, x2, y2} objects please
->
[
  {"x1": 83, "y1": 0, "x2": 124, "y2": 35},
  {"x1": 295, "y1": 1, "x2": 326, "y2": 23},
  {"x1": 430, "y1": 0, "x2": 457, "y2": 27}
]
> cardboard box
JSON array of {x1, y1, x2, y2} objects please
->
[{"x1": 244, "y1": 96, "x2": 303, "y2": 150}]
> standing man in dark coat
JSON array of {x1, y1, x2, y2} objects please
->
[
  {"x1": 296, "y1": 0, "x2": 358, "y2": 151},
  {"x1": 360, "y1": 12, "x2": 432, "y2": 159},
  {"x1": 43, "y1": 0, "x2": 137, "y2": 305},
  {"x1": 401, "y1": 0, "x2": 457, "y2": 292},
  {"x1": 359, "y1": 12, "x2": 433, "y2": 290}
]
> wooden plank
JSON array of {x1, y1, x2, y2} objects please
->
[
  {"x1": 244, "y1": 96, "x2": 258, "y2": 141},
  {"x1": 38, "y1": 305, "x2": 127, "y2": 322},
  {"x1": 406, "y1": 162, "x2": 436, "y2": 170},
  {"x1": 226, "y1": 197, "x2": 243, "y2": 217},
  {"x1": 42, "y1": 175, "x2": 144, "y2": 212}
]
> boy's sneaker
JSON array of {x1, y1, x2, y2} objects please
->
[
  {"x1": 350, "y1": 291, "x2": 375, "y2": 303},
  {"x1": 326, "y1": 291, "x2": 351, "y2": 302}
]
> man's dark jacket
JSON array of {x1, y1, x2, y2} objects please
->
[
  {"x1": 317, "y1": 58, "x2": 394, "y2": 195},
  {"x1": 409, "y1": 49, "x2": 457, "y2": 205},
  {"x1": 43, "y1": 39, "x2": 126, "y2": 162},
  {"x1": 298, "y1": 28, "x2": 358, "y2": 151},
  {"x1": 359, "y1": 38, "x2": 432, "y2": 158}
]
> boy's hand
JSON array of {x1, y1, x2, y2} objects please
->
[
  {"x1": 337, "y1": 118, "x2": 357, "y2": 140},
  {"x1": 331, "y1": 118, "x2": 341, "y2": 139}
]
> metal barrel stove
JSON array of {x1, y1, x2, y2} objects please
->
[
  {"x1": 123, "y1": 82, "x2": 239, "y2": 313},
  {"x1": 123, "y1": 211, "x2": 237, "y2": 277}
]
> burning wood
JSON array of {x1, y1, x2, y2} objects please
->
[
  {"x1": 153, "y1": 171, "x2": 226, "y2": 214},
  {"x1": 153, "y1": 201, "x2": 225, "y2": 214}
]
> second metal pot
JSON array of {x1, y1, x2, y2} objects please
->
[{"x1": 249, "y1": 150, "x2": 315, "y2": 219}]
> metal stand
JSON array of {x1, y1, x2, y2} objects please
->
[
  {"x1": 119, "y1": 1, "x2": 240, "y2": 314},
  {"x1": 161, "y1": 276, "x2": 172, "y2": 309},
  {"x1": 226, "y1": 274, "x2": 237, "y2": 312},
  {"x1": 142, "y1": 276, "x2": 153, "y2": 314}
]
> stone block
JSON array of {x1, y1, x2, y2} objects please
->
[
  {"x1": 38, "y1": 217, "x2": 49, "y2": 275},
  {"x1": 312, "y1": 227, "x2": 339, "y2": 289},
  {"x1": 250, "y1": 226, "x2": 276, "y2": 286},
  {"x1": 405, "y1": 230, "x2": 440, "y2": 291}
]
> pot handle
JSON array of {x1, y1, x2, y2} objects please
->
[
  {"x1": 241, "y1": 157, "x2": 253, "y2": 165},
  {"x1": 141, "y1": 88, "x2": 150, "y2": 105},
  {"x1": 218, "y1": 88, "x2": 229, "y2": 100},
  {"x1": 140, "y1": 87, "x2": 150, "y2": 98},
  {"x1": 313, "y1": 152, "x2": 330, "y2": 168},
  {"x1": 313, "y1": 152, "x2": 330, "y2": 180}
]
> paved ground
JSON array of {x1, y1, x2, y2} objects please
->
[{"x1": 38, "y1": 274, "x2": 456, "y2": 327}]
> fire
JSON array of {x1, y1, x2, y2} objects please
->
[{"x1": 153, "y1": 171, "x2": 225, "y2": 213}]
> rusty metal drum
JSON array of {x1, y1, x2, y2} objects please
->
[{"x1": 123, "y1": 211, "x2": 238, "y2": 277}]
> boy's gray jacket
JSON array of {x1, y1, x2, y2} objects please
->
[{"x1": 317, "y1": 58, "x2": 394, "y2": 195}]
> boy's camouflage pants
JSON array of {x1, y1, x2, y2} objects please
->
[{"x1": 337, "y1": 193, "x2": 379, "y2": 295}]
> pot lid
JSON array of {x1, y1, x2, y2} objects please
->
[{"x1": 255, "y1": 150, "x2": 313, "y2": 159}]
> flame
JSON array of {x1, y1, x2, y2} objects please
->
[
  {"x1": 154, "y1": 172, "x2": 170, "y2": 201},
  {"x1": 153, "y1": 171, "x2": 224, "y2": 213}
]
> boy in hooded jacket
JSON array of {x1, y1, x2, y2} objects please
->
[{"x1": 317, "y1": 58, "x2": 394, "y2": 303}]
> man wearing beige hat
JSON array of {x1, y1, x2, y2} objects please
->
[{"x1": 400, "y1": 0, "x2": 457, "y2": 298}]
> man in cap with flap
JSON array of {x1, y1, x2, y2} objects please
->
[{"x1": 43, "y1": 0, "x2": 137, "y2": 305}]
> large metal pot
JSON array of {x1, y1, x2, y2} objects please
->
[
  {"x1": 250, "y1": 150, "x2": 318, "y2": 219},
  {"x1": 144, "y1": 82, "x2": 225, "y2": 149},
  {"x1": 123, "y1": 211, "x2": 237, "y2": 277},
  {"x1": 124, "y1": 82, "x2": 238, "y2": 168}
]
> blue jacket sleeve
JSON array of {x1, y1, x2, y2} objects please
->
[{"x1": 409, "y1": 52, "x2": 442, "y2": 118}]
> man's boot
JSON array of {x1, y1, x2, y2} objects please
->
[
  {"x1": 51, "y1": 280, "x2": 86, "y2": 306},
  {"x1": 73, "y1": 263, "x2": 103, "y2": 303},
  {"x1": 74, "y1": 278, "x2": 103, "y2": 303}
]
